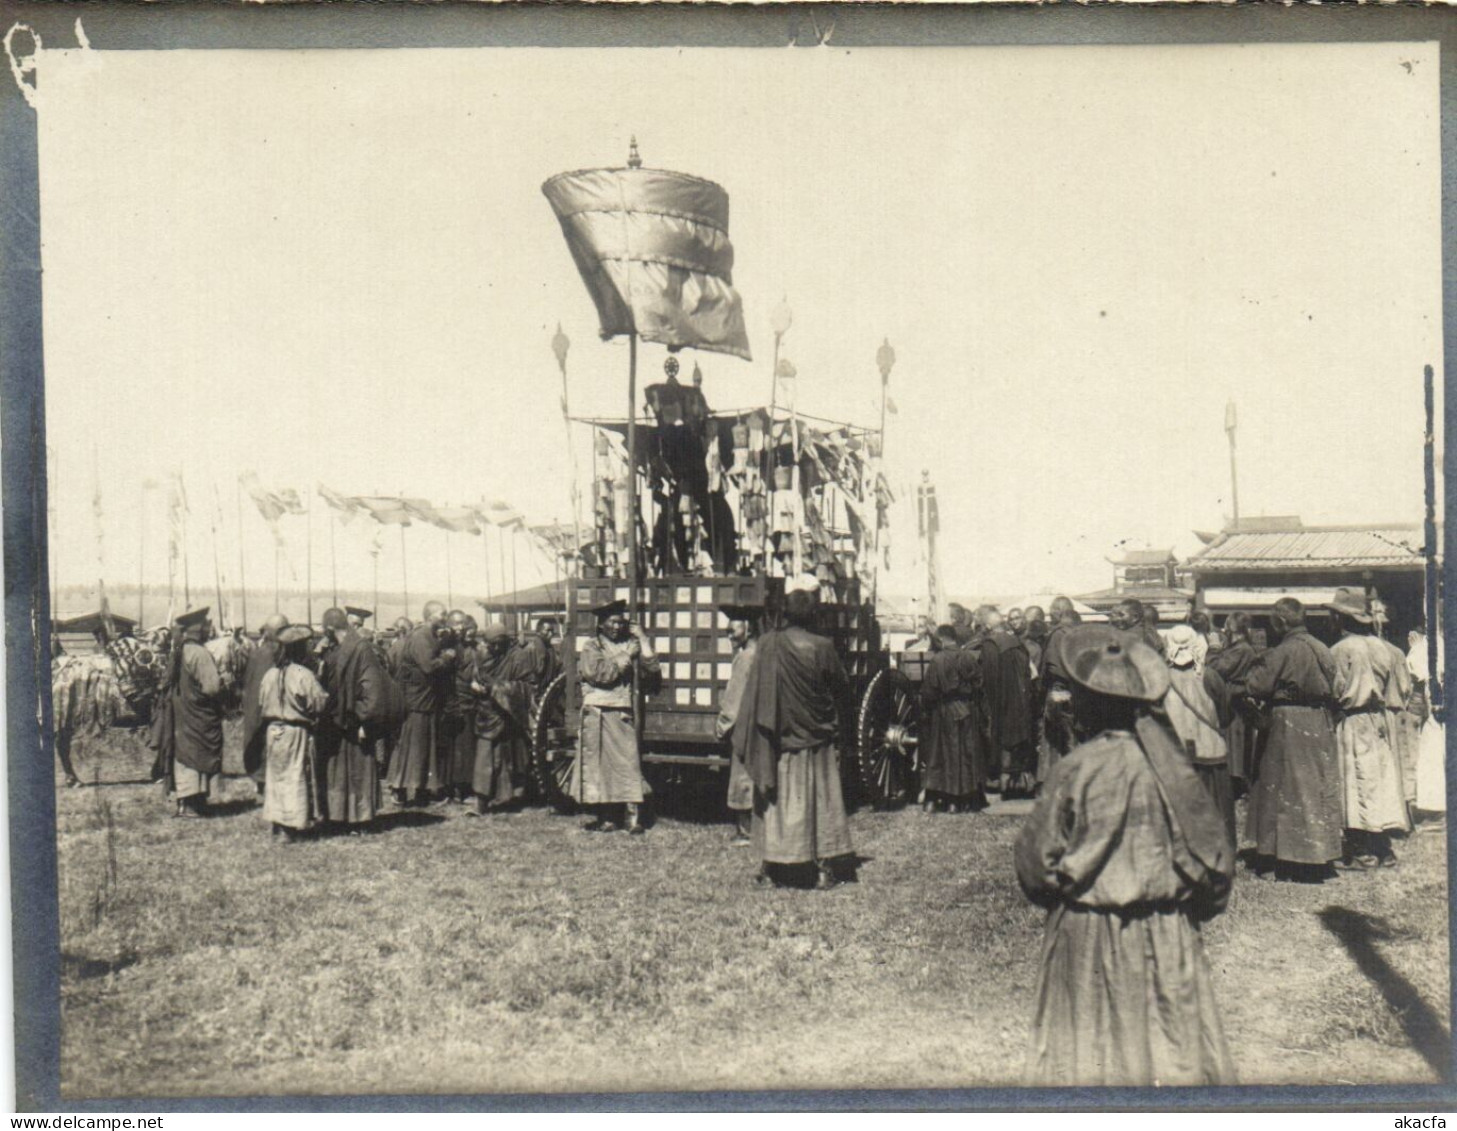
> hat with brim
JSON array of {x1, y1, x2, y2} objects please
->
[
  {"x1": 1328, "y1": 588, "x2": 1372, "y2": 623},
  {"x1": 175, "y1": 607, "x2": 211, "y2": 629},
  {"x1": 278, "y1": 624, "x2": 313, "y2": 646},
  {"x1": 345, "y1": 606, "x2": 373, "y2": 622},
  {"x1": 719, "y1": 604, "x2": 762, "y2": 623},
  {"x1": 592, "y1": 599, "x2": 628, "y2": 619},
  {"x1": 1061, "y1": 624, "x2": 1170, "y2": 702}
]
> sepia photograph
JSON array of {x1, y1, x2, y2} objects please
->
[{"x1": 2, "y1": 1, "x2": 1453, "y2": 1111}]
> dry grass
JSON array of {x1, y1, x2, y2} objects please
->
[{"x1": 56, "y1": 732, "x2": 1451, "y2": 1100}]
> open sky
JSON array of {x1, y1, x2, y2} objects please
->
[{"x1": 34, "y1": 41, "x2": 1442, "y2": 613}]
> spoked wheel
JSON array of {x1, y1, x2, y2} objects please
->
[
  {"x1": 530, "y1": 673, "x2": 578, "y2": 812},
  {"x1": 856, "y1": 668, "x2": 921, "y2": 807}
]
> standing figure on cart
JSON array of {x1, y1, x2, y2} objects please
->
[{"x1": 570, "y1": 600, "x2": 661, "y2": 835}]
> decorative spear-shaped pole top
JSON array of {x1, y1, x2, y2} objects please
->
[
  {"x1": 551, "y1": 323, "x2": 571, "y2": 374},
  {"x1": 627, "y1": 136, "x2": 643, "y2": 169},
  {"x1": 877, "y1": 337, "x2": 896, "y2": 384}
]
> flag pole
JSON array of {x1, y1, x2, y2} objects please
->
[
  {"x1": 137, "y1": 478, "x2": 146, "y2": 627},
  {"x1": 180, "y1": 465, "x2": 191, "y2": 610},
  {"x1": 481, "y1": 522, "x2": 493, "y2": 604},
  {"x1": 210, "y1": 481, "x2": 227, "y2": 630},
  {"x1": 497, "y1": 518, "x2": 507, "y2": 614},
  {"x1": 445, "y1": 527, "x2": 454, "y2": 609},
  {"x1": 509, "y1": 526, "x2": 519, "y2": 623},
  {"x1": 48, "y1": 447, "x2": 58, "y2": 618},
  {"x1": 236, "y1": 477, "x2": 248, "y2": 631},
  {"x1": 400, "y1": 522, "x2": 409, "y2": 620},
  {"x1": 329, "y1": 504, "x2": 339, "y2": 608},
  {"x1": 273, "y1": 543, "x2": 281, "y2": 616},
  {"x1": 306, "y1": 488, "x2": 314, "y2": 628},
  {"x1": 92, "y1": 444, "x2": 116, "y2": 641},
  {"x1": 372, "y1": 545, "x2": 380, "y2": 628}
]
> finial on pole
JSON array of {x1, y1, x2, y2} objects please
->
[{"x1": 627, "y1": 136, "x2": 642, "y2": 169}]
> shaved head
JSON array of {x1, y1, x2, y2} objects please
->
[
  {"x1": 422, "y1": 601, "x2": 446, "y2": 624},
  {"x1": 261, "y1": 613, "x2": 289, "y2": 641},
  {"x1": 322, "y1": 607, "x2": 349, "y2": 633}
]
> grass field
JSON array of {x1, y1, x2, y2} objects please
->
[{"x1": 56, "y1": 727, "x2": 1451, "y2": 1100}]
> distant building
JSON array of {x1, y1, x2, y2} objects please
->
[
  {"x1": 1187, "y1": 517, "x2": 1432, "y2": 644},
  {"x1": 1077, "y1": 547, "x2": 1194, "y2": 622}
]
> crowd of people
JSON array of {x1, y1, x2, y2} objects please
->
[
  {"x1": 913, "y1": 591, "x2": 1443, "y2": 877},
  {"x1": 121, "y1": 578, "x2": 1446, "y2": 1084},
  {"x1": 149, "y1": 602, "x2": 558, "y2": 840}
]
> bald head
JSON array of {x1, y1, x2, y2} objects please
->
[
  {"x1": 394, "y1": 617, "x2": 412, "y2": 634},
  {"x1": 1049, "y1": 596, "x2": 1074, "y2": 620},
  {"x1": 322, "y1": 607, "x2": 349, "y2": 635},
  {"x1": 422, "y1": 601, "x2": 446, "y2": 625},
  {"x1": 261, "y1": 614, "x2": 289, "y2": 641}
]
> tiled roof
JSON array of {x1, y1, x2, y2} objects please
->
[
  {"x1": 1114, "y1": 548, "x2": 1176, "y2": 566},
  {"x1": 1188, "y1": 525, "x2": 1427, "y2": 571}
]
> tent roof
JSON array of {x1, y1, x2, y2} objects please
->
[{"x1": 53, "y1": 610, "x2": 138, "y2": 635}]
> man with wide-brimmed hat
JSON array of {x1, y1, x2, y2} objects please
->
[
  {"x1": 1328, "y1": 588, "x2": 1410, "y2": 867},
  {"x1": 716, "y1": 603, "x2": 762, "y2": 843},
  {"x1": 570, "y1": 599, "x2": 660, "y2": 834},
  {"x1": 1015, "y1": 624, "x2": 1235, "y2": 1086},
  {"x1": 157, "y1": 607, "x2": 226, "y2": 818},
  {"x1": 1236, "y1": 596, "x2": 1342, "y2": 880}
]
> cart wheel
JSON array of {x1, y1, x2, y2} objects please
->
[
  {"x1": 530, "y1": 673, "x2": 577, "y2": 812},
  {"x1": 856, "y1": 668, "x2": 921, "y2": 807}
]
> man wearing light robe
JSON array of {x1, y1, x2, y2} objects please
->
[
  {"x1": 569, "y1": 600, "x2": 660, "y2": 834},
  {"x1": 260, "y1": 624, "x2": 330, "y2": 841},
  {"x1": 240, "y1": 613, "x2": 289, "y2": 801}
]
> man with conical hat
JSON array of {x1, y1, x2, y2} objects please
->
[
  {"x1": 1015, "y1": 624, "x2": 1235, "y2": 1086},
  {"x1": 1328, "y1": 588, "x2": 1410, "y2": 867},
  {"x1": 1235, "y1": 596, "x2": 1342, "y2": 880},
  {"x1": 569, "y1": 599, "x2": 660, "y2": 834},
  {"x1": 159, "y1": 607, "x2": 226, "y2": 818}
]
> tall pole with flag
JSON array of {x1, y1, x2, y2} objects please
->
[
  {"x1": 767, "y1": 300, "x2": 793, "y2": 570},
  {"x1": 180, "y1": 466, "x2": 191, "y2": 609},
  {"x1": 305, "y1": 487, "x2": 313, "y2": 627},
  {"x1": 210, "y1": 481, "x2": 227, "y2": 629},
  {"x1": 552, "y1": 324, "x2": 582, "y2": 579},
  {"x1": 91, "y1": 444, "x2": 116, "y2": 641},
  {"x1": 1225, "y1": 399, "x2": 1240, "y2": 529},
  {"x1": 873, "y1": 339, "x2": 896, "y2": 608},
  {"x1": 917, "y1": 470, "x2": 941, "y2": 626},
  {"x1": 235, "y1": 477, "x2": 248, "y2": 630},
  {"x1": 138, "y1": 476, "x2": 154, "y2": 627}
]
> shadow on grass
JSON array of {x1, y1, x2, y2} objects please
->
[
  {"x1": 61, "y1": 951, "x2": 139, "y2": 981},
  {"x1": 370, "y1": 810, "x2": 450, "y2": 833},
  {"x1": 203, "y1": 799, "x2": 263, "y2": 819},
  {"x1": 1317, "y1": 905, "x2": 1451, "y2": 1075}
]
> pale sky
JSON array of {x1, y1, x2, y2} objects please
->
[{"x1": 34, "y1": 42, "x2": 1442, "y2": 611}]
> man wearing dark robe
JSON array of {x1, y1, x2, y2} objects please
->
[
  {"x1": 386, "y1": 601, "x2": 456, "y2": 805},
  {"x1": 240, "y1": 613, "x2": 289, "y2": 801},
  {"x1": 1016, "y1": 624, "x2": 1234, "y2": 1085},
  {"x1": 441, "y1": 610, "x2": 478, "y2": 803},
  {"x1": 733, "y1": 583, "x2": 854, "y2": 889},
  {"x1": 1036, "y1": 597, "x2": 1081, "y2": 787},
  {"x1": 468, "y1": 621, "x2": 533, "y2": 813},
  {"x1": 318, "y1": 607, "x2": 385, "y2": 831},
  {"x1": 976, "y1": 607, "x2": 1035, "y2": 795},
  {"x1": 162, "y1": 607, "x2": 226, "y2": 818},
  {"x1": 1208, "y1": 612, "x2": 1261, "y2": 793},
  {"x1": 716, "y1": 604, "x2": 761, "y2": 843},
  {"x1": 1235, "y1": 597, "x2": 1342, "y2": 880},
  {"x1": 920, "y1": 624, "x2": 986, "y2": 812}
]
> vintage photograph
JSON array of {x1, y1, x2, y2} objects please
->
[{"x1": 10, "y1": 15, "x2": 1451, "y2": 1105}]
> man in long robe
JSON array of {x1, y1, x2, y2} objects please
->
[
  {"x1": 440, "y1": 611, "x2": 478, "y2": 803},
  {"x1": 240, "y1": 614, "x2": 289, "y2": 801},
  {"x1": 317, "y1": 607, "x2": 385, "y2": 831},
  {"x1": 386, "y1": 602, "x2": 456, "y2": 805},
  {"x1": 716, "y1": 604, "x2": 760, "y2": 844},
  {"x1": 260, "y1": 624, "x2": 330, "y2": 841},
  {"x1": 1163, "y1": 624, "x2": 1235, "y2": 846},
  {"x1": 1015, "y1": 624, "x2": 1234, "y2": 1086},
  {"x1": 976, "y1": 607, "x2": 1035, "y2": 794},
  {"x1": 733, "y1": 583, "x2": 854, "y2": 889},
  {"x1": 1328, "y1": 590, "x2": 1410, "y2": 866},
  {"x1": 570, "y1": 599, "x2": 660, "y2": 834},
  {"x1": 1207, "y1": 612, "x2": 1261, "y2": 792},
  {"x1": 919, "y1": 625, "x2": 986, "y2": 811},
  {"x1": 1372, "y1": 604, "x2": 1418, "y2": 810},
  {"x1": 163, "y1": 607, "x2": 226, "y2": 818},
  {"x1": 469, "y1": 622, "x2": 533, "y2": 813},
  {"x1": 1236, "y1": 597, "x2": 1342, "y2": 879},
  {"x1": 1036, "y1": 598, "x2": 1081, "y2": 787}
]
